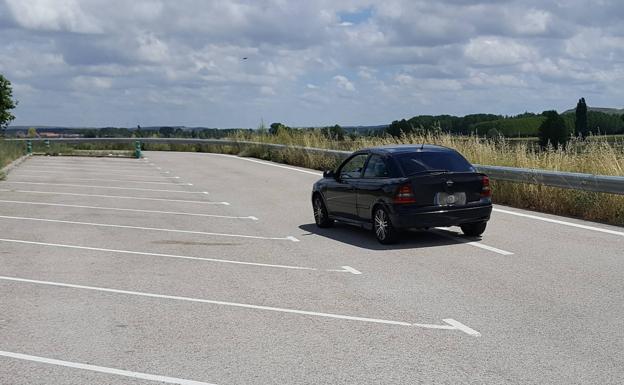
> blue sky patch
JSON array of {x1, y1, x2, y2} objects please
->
[{"x1": 338, "y1": 7, "x2": 374, "y2": 25}]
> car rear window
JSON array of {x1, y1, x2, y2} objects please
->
[{"x1": 397, "y1": 151, "x2": 475, "y2": 175}]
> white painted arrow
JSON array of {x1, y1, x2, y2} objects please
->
[{"x1": 327, "y1": 265, "x2": 362, "y2": 275}]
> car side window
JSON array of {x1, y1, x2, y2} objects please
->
[
  {"x1": 339, "y1": 154, "x2": 368, "y2": 179},
  {"x1": 363, "y1": 155, "x2": 389, "y2": 178}
]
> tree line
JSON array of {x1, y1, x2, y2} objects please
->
[{"x1": 385, "y1": 109, "x2": 624, "y2": 139}]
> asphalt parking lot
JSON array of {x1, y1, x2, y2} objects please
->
[{"x1": 1, "y1": 151, "x2": 623, "y2": 384}]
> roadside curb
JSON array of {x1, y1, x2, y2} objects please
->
[{"x1": 0, "y1": 153, "x2": 31, "y2": 179}]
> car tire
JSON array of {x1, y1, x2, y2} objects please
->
[
  {"x1": 313, "y1": 195, "x2": 333, "y2": 228},
  {"x1": 460, "y1": 221, "x2": 487, "y2": 236},
  {"x1": 373, "y1": 206, "x2": 399, "y2": 244}
]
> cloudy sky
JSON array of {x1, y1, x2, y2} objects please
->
[{"x1": 1, "y1": 0, "x2": 623, "y2": 128}]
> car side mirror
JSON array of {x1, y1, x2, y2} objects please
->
[{"x1": 323, "y1": 170, "x2": 336, "y2": 179}]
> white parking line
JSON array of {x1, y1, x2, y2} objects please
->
[
  {"x1": 0, "y1": 215, "x2": 298, "y2": 242},
  {"x1": 24, "y1": 162, "x2": 151, "y2": 170},
  {"x1": 493, "y1": 207, "x2": 624, "y2": 237},
  {"x1": 0, "y1": 238, "x2": 362, "y2": 274},
  {"x1": 0, "y1": 189, "x2": 229, "y2": 205},
  {"x1": 0, "y1": 200, "x2": 256, "y2": 220},
  {"x1": 0, "y1": 350, "x2": 216, "y2": 385},
  {"x1": 19, "y1": 165, "x2": 154, "y2": 173},
  {"x1": 462, "y1": 242, "x2": 513, "y2": 256},
  {"x1": 3, "y1": 181, "x2": 209, "y2": 195},
  {"x1": 12, "y1": 175, "x2": 191, "y2": 186},
  {"x1": 11, "y1": 170, "x2": 182, "y2": 179},
  {"x1": 20, "y1": 165, "x2": 158, "y2": 175},
  {"x1": 205, "y1": 153, "x2": 324, "y2": 176},
  {"x1": 433, "y1": 228, "x2": 514, "y2": 256},
  {"x1": 0, "y1": 275, "x2": 479, "y2": 336}
]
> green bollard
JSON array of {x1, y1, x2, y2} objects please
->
[
  {"x1": 26, "y1": 140, "x2": 32, "y2": 154},
  {"x1": 44, "y1": 139, "x2": 50, "y2": 152},
  {"x1": 135, "y1": 140, "x2": 142, "y2": 159}
]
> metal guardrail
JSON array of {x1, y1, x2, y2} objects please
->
[{"x1": 12, "y1": 137, "x2": 624, "y2": 195}]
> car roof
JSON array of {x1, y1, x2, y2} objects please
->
[{"x1": 358, "y1": 144, "x2": 456, "y2": 155}]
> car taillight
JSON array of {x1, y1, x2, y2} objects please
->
[
  {"x1": 481, "y1": 175, "x2": 492, "y2": 198},
  {"x1": 394, "y1": 184, "x2": 416, "y2": 204}
]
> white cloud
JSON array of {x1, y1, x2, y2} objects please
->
[
  {"x1": 136, "y1": 33, "x2": 169, "y2": 63},
  {"x1": 333, "y1": 75, "x2": 355, "y2": 91},
  {"x1": 465, "y1": 37, "x2": 536, "y2": 66},
  {"x1": 5, "y1": 0, "x2": 102, "y2": 33},
  {"x1": 70, "y1": 76, "x2": 112, "y2": 91},
  {"x1": 512, "y1": 9, "x2": 552, "y2": 35},
  {"x1": 1, "y1": 0, "x2": 623, "y2": 127},
  {"x1": 260, "y1": 86, "x2": 276, "y2": 95}
]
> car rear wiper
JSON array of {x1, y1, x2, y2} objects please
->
[{"x1": 407, "y1": 169, "x2": 450, "y2": 176}]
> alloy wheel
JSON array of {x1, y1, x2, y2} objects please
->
[
  {"x1": 375, "y1": 209, "x2": 388, "y2": 240},
  {"x1": 314, "y1": 198, "x2": 324, "y2": 224}
]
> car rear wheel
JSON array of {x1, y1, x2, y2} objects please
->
[
  {"x1": 313, "y1": 195, "x2": 333, "y2": 228},
  {"x1": 461, "y1": 221, "x2": 487, "y2": 236},
  {"x1": 373, "y1": 206, "x2": 399, "y2": 244}
]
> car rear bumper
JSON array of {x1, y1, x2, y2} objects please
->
[{"x1": 390, "y1": 202, "x2": 492, "y2": 229}]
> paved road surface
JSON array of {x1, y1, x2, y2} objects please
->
[{"x1": 0, "y1": 151, "x2": 622, "y2": 384}]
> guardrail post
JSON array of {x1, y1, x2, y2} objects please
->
[
  {"x1": 44, "y1": 139, "x2": 50, "y2": 151},
  {"x1": 26, "y1": 140, "x2": 32, "y2": 154},
  {"x1": 135, "y1": 140, "x2": 142, "y2": 159}
]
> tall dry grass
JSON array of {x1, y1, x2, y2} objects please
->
[
  {"x1": 0, "y1": 140, "x2": 26, "y2": 178},
  {"x1": 229, "y1": 130, "x2": 624, "y2": 226}
]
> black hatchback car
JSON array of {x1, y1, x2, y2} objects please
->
[{"x1": 311, "y1": 145, "x2": 492, "y2": 244}]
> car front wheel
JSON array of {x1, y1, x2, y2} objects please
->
[
  {"x1": 373, "y1": 206, "x2": 399, "y2": 244},
  {"x1": 313, "y1": 195, "x2": 333, "y2": 228},
  {"x1": 460, "y1": 221, "x2": 487, "y2": 236}
]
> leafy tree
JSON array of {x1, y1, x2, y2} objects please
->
[
  {"x1": 486, "y1": 128, "x2": 501, "y2": 140},
  {"x1": 27, "y1": 127, "x2": 38, "y2": 138},
  {"x1": 386, "y1": 119, "x2": 410, "y2": 137},
  {"x1": 324, "y1": 124, "x2": 345, "y2": 140},
  {"x1": 269, "y1": 122, "x2": 289, "y2": 135},
  {"x1": 575, "y1": 97, "x2": 588, "y2": 138},
  {"x1": 587, "y1": 111, "x2": 624, "y2": 134},
  {"x1": 0, "y1": 74, "x2": 17, "y2": 134},
  {"x1": 538, "y1": 110, "x2": 571, "y2": 149},
  {"x1": 158, "y1": 126, "x2": 175, "y2": 138},
  {"x1": 83, "y1": 129, "x2": 97, "y2": 138}
]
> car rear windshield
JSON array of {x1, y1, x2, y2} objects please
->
[{"x1": 397, "y1": 151, "x2": 475, "y2": 175}]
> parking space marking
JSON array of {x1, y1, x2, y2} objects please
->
[
  {"x1": 0, "y1": 189, "x2": 229, "y2": 205},
  {"x1": 493, "y1": 207, "x2": 624, "y2": 237},
  {"x1": 0, "y1": 215, "x2": 299, "y2": 242},
  {"x1": 11, "y1": 170, "x2": 182, "y2": 179},
  {"x1": 0, "y1": 350, "x2": 216, "y2": 385},
  {"x1": 0, "y1": 276, "x2": 479, "y2": 336},
  {"x1": 3, "y1": 181, "x2": 209, "y2": 195},
  {"x1": 433, "y1": 228, "x2": 514, "y2": 256},
  {"x1": 0, "y1": 200, "x2": 256, "y2": 220},
  {"x1": 23, "y1": 162, "x2": 152, "y2": 171},
  {"x1": 11, "y1": 175, "x2": 192, "y2": 186},
  {"x1": 0, "y1": 238, "x2": 363, "y2": 274},
  {"x1": 18, "y1": 165, "x2": 155, "y2": 173},
  {"x1": 205, "y1": 153, "x2": 324, "y2": 176}
]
